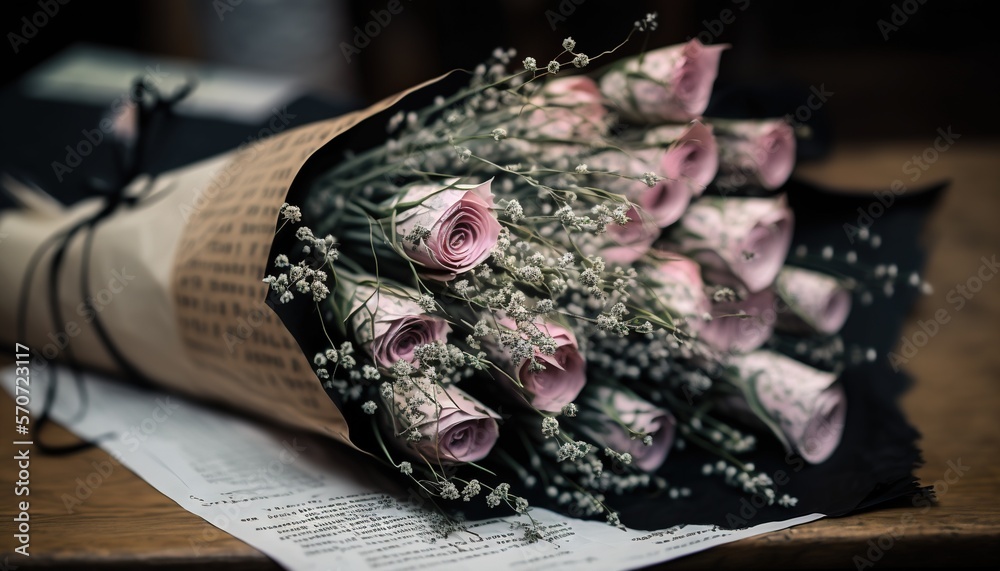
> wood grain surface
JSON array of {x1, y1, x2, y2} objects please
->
[{"x1": 2, "y1": 140, "x2": 998, "y2": 570}]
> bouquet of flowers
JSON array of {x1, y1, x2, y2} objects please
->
[{"x1": 1, "y1": 13, "x2": 927, "y2": 535}]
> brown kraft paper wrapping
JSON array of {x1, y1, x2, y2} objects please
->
[{"x1": 0, "y1": 75, "x2": 452, "y2": 450}]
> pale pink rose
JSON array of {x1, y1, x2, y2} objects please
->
[
  {"x1": 669, "y1": 196, "x2": 794, "y2": 292},
  {"x1": 602, "y1": 205, "x2": 659, "y2": 265},
  {"x1": 605, "y1": 121, "x2": 721, "y2": 227},
  {"x1": 700, "y1": 288, "x2": 777, "y2": 353},
  {"x1": 646, "y1": 251, "x2": 711, "y2": 330},
  {"x1": 645, "y1": 121, "x2": 720, "y2": 196},
  {"x1": 599, "y1": 39, "x2": 727, "y2": 123},
  {"x1": 588, "y1": 150, "x2": 690, "y2": 228},
  {"x1": 387, "y1": 379, "x2": 500, "y2": 463},
  {"x1": 528, "y1": 75, "x2": 608, "y2": 141},
  {"x1": 395, "y1": 180, "x2": 501, "y2": 281},
  {"x1": 496, "y1": 316, "x2": 586, "y2": 412},
  {"x1": 350, "y1": 285, "x2": 451, "y2": 369},
  {"x1": 583, "y1": 387, "x2": 676, "y2": 472},
  {"x1": 728, "y1": 351, "x2": 847, "y2": 464},
  {"x1": 775, "y1": 267, "x2": 852, "y2": 335},
  {"x1": 717, "y1": 120, "x2": 796, "y2": 190}
]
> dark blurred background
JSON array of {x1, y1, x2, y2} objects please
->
[{"x1": 2, "y1": 0, "x2": 998, "y2": 140}]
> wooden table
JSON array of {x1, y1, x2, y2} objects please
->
[{"x1": 3, "y1": 141, "x2": 999, "y2": 569}]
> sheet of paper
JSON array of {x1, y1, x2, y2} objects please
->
[{"x1": 3, "y1": 367, "x2": 823, "y2": 571}]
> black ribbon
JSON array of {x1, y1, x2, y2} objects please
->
[{"x1": 15, "y1": 77, "x2": 196, "y2": 455}]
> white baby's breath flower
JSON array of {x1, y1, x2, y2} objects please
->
[
  {"x1": 440, "y1": 481, "x2": 460, "y2": 500},
  {"x1": 417, "y1": 294, "x2": 436, "y2": 313},
  {"x1": 562, "y1": 37, "x2": 576, "y2": 51},
  {"x1": 778, "y1": 494, "x2": 798, "y2": 507},
  {"x1": 280, "y1": 203, "x2": 302, "y2": 223},
  {"x1": 547, "y1": 60, "x2": 560, "y2": 74},
  {"x1": 504, "y1": 199, "x2": 524, "y2": 223},
  {"x1": 486, "y1": 483, "x2": 510, "y2": 508},
  {"x1": 462, "y1": 479, "x2": 481, "y2": 501},
  {"x1": 523, "y1": 57, "x2": 538, "y2": 72},
  {"x1": 361, "y1": 401, "x2": 377, "y2": 414},
  {"x1": 541, "y1": 417, "x2": 560, "y2": 438},
  {"x1": 399, "y1": 461, "x2": 413, "y2": 475}
]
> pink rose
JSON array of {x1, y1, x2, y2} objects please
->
[
  {"x1": 583, "y1": 387, "x2": 676, "y2": 472},
  {"x1": 395, "y1": 180, "x2": 501, "y2": 281},
  {"x1": 775, "y1": 267, "x2": 852, "y2": 335},
  {"x1": 728, "y1": 351, "x2": 847, "y2": 464},
  {"x1": 599, "y1": 39, "x2": 727, "y2": 123},
  {"x1": 645, "y1": 252, "x2": 710, "y2": 331},
  {"x1": 602, "y1": 205, "x2": 659, "y2": 266},
  {"x1": 387, "y1": 379, "x2": 500, "y2": 463},
  {"x1": 700, "y1": 288, "x2": 777, "y2": 353},
  {"x1": 496, "y1": 316, "x2": 586, "y2": 412},
  {"x1": 669, "y1": 196, "x2": 794, "y2": 292},
  {"x1": 717, "y1": 119, "x2": 796, "y2": 190},
  {"x1": 589, "y1": 149, "x2": 691, "y2": 228},
  {"x1": 529, "y1": 75, "x2": 608, "y2": 141},
  {"x1": 351, "y1": 285, "x2": 451, "y2": 369},
  {"x1": 644, "y1": 120, "x2": 720, "y2": 196}
]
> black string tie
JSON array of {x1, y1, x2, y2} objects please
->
[{"x1": 15, "y1": 77, "x2": 196, "y2": 455}]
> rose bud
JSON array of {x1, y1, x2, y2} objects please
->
[
  {"x1": 599, "y1": 39, "x2": 727, "y2": 123},
  {"x1": 728, "y1": 350, "x2": 847, "y2": 464},
  {"x1": 350, "y1": 285, "x2": 451, "y2": 369},
  {"x1": 528, "y1": 75, "x2": 609, "y2": 141},
  {"x1": 596, "y1": 121, "x2": 719, "y2": 227},
  {"x1": 775, "y1": 267, "x2": 852, "y2": 335},
  {"x1": 700, "y1": 288, "x2": 777, "y2": 354},
  {"x1": 588, "y1": 149, "x2": 691, "y2": 229},
  {"x1": 581, "y1": 387, "x2": 676, "y2": 472},
  {"x1": 669, "y1": 196, "x2": 794, "y2": 293},
  {"x1": 644, "y1": 120, "x2": 720, "y2": 199},
  {"x1": 395, "y1": 179, "x2": 502, "y2": 281},
  {"x1": 602, "y1": 205, "x2": 659, "y2": 266},
  {"x1": 715, "y1": 119, "x2": 796, "y2": 190},
  {"x1": 495, "y1": 316, "x2": 586, "y2": 413},
  {"x1": 645, "y1": 251, "x2": 711, "y2": 331},
  {"x1": 385, "y1": 378, "x2": 500, "y2": 464}
]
